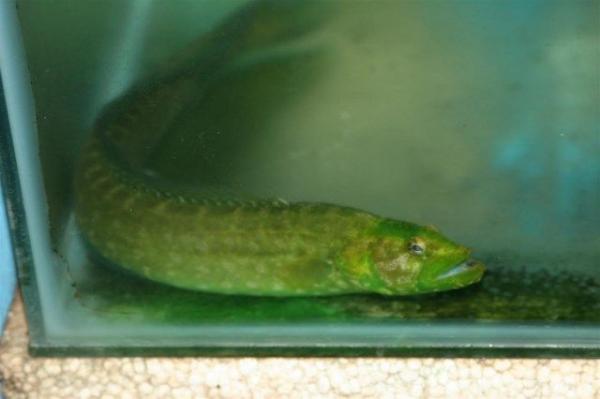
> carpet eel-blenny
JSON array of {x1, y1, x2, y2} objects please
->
[{"x1": 74, "y1": 0, "x2": 485, "y2": 296}]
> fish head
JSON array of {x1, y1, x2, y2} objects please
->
[{"x1": 366, "y1": 219, "x2": 485, "y2": 295}]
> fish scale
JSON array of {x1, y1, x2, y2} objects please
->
[{"x1": 76, "y1": 132, "x2": 381, "y2": 295}]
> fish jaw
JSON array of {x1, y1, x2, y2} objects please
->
[{"x1": 415, "y1": 258, "x2": 486, "y2": 294}]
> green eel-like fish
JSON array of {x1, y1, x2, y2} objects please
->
[{"x1": 74, "y1": 0, "x2": 485, "y2": 296}]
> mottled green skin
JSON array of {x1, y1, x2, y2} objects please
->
[
  {"x1": 76, "y1": 138, "x2": 484, "y2": 296},
  {"x1": 74, "y1": 0, "x2": 485, "y2": 296},
  {"x1": 77, "y1": 136, "x2": 373, "y2": 295}
]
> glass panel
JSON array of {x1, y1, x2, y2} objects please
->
[{"x1": 2, "y1": 0, "x2": 598, "y2": 355}]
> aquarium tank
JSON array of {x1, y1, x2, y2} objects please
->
[{"x1": 0, "y1": 0, "x2": 598, "y2": 356}]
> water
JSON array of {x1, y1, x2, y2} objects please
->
[{"x1": 9, "y1": 0, "x2": 600, "y2": 354}]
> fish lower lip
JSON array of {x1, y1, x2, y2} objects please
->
[{"x1": 436, "y1": 260, "x2": 478, "y2": 280}]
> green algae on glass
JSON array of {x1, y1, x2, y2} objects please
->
[
  {"x1": 74, "y1": 0, "x2": 485, "y2": 297},
  {"x1": 72, "y1": 253, "x2": 599, "y2": 324}
]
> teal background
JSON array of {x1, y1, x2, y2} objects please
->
[{"x1": 16, "y1": 0, "x2": 600, "y2": 257}]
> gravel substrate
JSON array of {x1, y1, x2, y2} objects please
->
[{"x1": 1, "y1": 295, "x2": 598, "y2": 399}]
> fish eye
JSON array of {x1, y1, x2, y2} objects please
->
[{"x1": 409, "y1": 239, "x2": 426, "y2": 255}]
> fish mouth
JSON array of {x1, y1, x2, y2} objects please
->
[
  {"x1": 425, "y1": 258, "x2": 486, "y2": 293},
  {"x1": 415, "y1": 256, "x2": 486, "y2": 293},
  {"x1": 436, "y1": 259, "x2": 485, "y2": 281}
]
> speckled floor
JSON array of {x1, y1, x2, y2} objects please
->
[{"x1": 0, "y1": 294, "x2": 599, "y2": 399}]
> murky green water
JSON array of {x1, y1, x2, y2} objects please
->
[{"x1": 9, "y1": 0, "x2": 599, "y2": 354}]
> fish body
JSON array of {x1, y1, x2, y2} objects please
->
[{"x1": 75, "y1": 0, "x2": 485, "y2": 296}]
